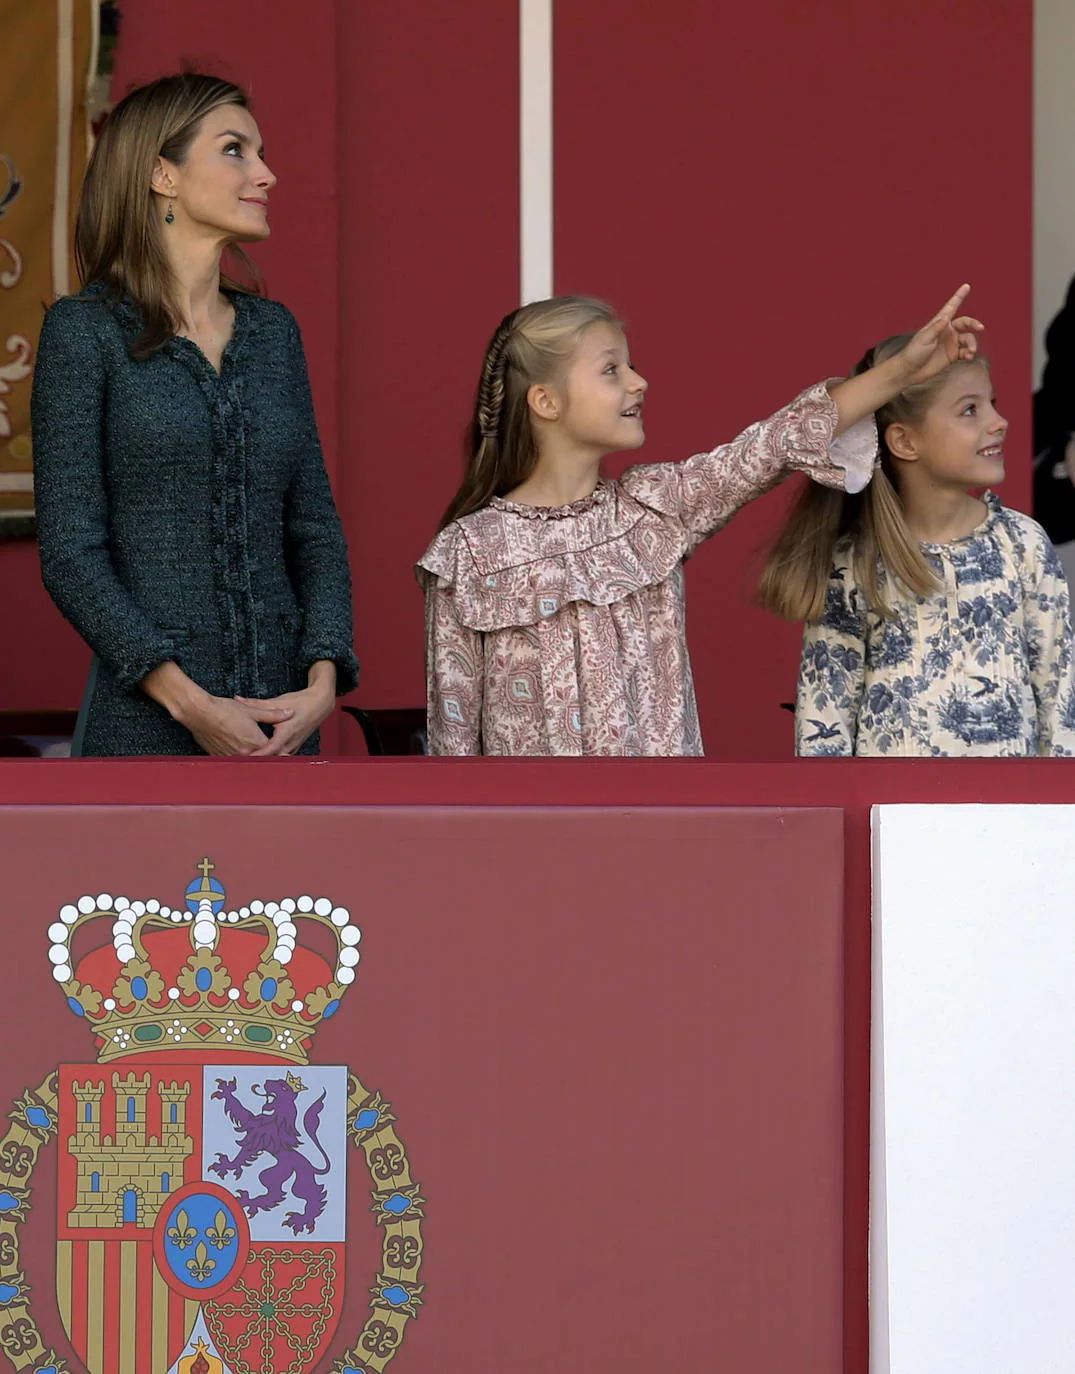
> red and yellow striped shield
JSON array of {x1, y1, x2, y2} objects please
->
[
  {"x1": 56, "y1": 1231, "x2": 205, "y2": 1374},
  {"x1": 55, "y1": 1064, "x2": 232, "y2": 1373}
]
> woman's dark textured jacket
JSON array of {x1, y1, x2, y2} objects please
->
[{"x1": 31, "y1": 284, "x2": 358, "y2": 755}]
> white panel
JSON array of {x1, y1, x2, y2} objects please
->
[
  {"x1": 872, "y1": 803, "x2": 1075, "y2": 1374},
  {"x1": 519, "y1": 0, "x2": 552, "y2": 303}
]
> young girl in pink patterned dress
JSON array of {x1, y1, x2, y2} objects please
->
[{"x1": 417, "y1": 287, "x2": 982, "y2": 755}]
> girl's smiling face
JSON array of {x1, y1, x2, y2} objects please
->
[
  {"x1": 888, "y1": 362, "x2": 1007, "y2": 488},
  {"x1": 557, "y1": 322, "x2": 649, "y2": 454},
  {"x1": 157, "y1": 103, "x2": 277, "y2": 241}
]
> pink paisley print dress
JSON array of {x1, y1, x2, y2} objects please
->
[{"x1": 417, "y1": 382, "x2": 877, "y2": 755}]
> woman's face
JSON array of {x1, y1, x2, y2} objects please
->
[{"x1": 157, "y1": 103, "x2": 276, "y2": 242}]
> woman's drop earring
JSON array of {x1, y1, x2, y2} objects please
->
[{"x1": 165, "y1": 200, "x2": 175, "y2": 224}]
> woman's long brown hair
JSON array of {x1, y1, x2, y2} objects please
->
[
  {"x1": 757, "y1": 336, "x2": 976, "y2": 620},
  {"x1": 439, "y1": 295, "x2": 622, "y2": 529},
  {"x1": 75, "y1": 72, "x2": 262, "y2": 358}
]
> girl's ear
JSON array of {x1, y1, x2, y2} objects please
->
[
  {"x1": 527, "y1": 381, "x2": 560, "y2": 422},
  {"x1": 884, "y1": 421, "x2": 919, "y2": 462}
]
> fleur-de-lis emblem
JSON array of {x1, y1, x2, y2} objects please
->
[
  {"x1": 205, "y1": 1209, "x2": 235, "y2": 1250},
  {"x1": 185, "y1": 1241, "x2": 216, "y2": 1283},
  {"x1": 167, "y1": 1209, "x2": 196, "y2": 1251}
]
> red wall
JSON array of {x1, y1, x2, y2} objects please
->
[
  {"x1": 554, "y1": 0, "x2": 1032, "y2": 757},
  {"x1": 0, "y1": 1, "x2": 1032, "y2": 760},
  {"x1": 333, "y1": 1, "x2": 519, "y2": 746}
]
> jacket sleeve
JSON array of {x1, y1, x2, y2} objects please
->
[
  {"x1": 795, "y1": 559, "x2": 867, "y2": 756},
  {"x1": 621, "y1": 381, "x2": 878, "y2": 554},
  {"x1": 423, "y1": 578, "x2": 483, "y2": 754},
  {"x1": 31, "y1": 299, "x2": 179, "y2": 691},
  {"x1": 281, "y1": 310, "x2": 359, "y2": 694}
]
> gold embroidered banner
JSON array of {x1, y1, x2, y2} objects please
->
[{"x1": 1, "y1": 0, "x2": 95, "y2": 536}]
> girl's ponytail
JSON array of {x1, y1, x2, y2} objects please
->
[
  {"x1": 439, "y1": 313, "x2": 516, "y2": 529},
  {"x1": 757, "y1": 481, "x2": 851, "y2": 622},
  {"x1": 853, "y1": 462, "x2": 936, "y2": 616}
]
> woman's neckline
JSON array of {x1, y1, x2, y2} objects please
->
[
  {"x1": 168, "y1": 288, "x2": 251, "y2": 378},
  {"x1": 172, "y1": 291, "x2": 240, "y2": 377},
  {"x1": 84, "y1": 281, "x2": 257, "y2": 376}
]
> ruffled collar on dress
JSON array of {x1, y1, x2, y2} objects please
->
[{"x1": 490, "y1": 478, "x2": 613, "y2": 521}]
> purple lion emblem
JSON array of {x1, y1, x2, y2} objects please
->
[{"x1": 210, "y1": 1074, "x2": 331, "y2": 1235}]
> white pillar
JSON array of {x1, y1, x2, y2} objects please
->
[{"x1": 519, "y1": 0, "x2": 553, "y2": 303}]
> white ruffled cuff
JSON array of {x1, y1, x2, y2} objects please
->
[
  {"x1": 830, "y1": 412, "x2": 878, "y2": 494},
  {"x1": 809, "y1": 379, "x2": 877, "y2": 494}
]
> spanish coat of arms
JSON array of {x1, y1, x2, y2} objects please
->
[{"x1": 0, "y1": 860, "x2": 425, "y2": 1374}]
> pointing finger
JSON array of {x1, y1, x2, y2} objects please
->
[
  {"x1": 922, "y1": 284, "x2": 972, "y2": 337},
  {"x1": 937, "y1": 283, "x2": 971, "y2": 320}
]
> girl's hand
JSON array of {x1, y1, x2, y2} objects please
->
[
  {"x1": 892, "y1": 284, "x2": 984, "y2": 387},
  {"x1": 829, "y1": 284, "x2": 985, "y2": 435}
]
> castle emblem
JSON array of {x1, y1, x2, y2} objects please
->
[{"x1": 0, "y1": 860, "x2": 425, "y2": 1374}]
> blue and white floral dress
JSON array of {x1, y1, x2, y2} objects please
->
[{"x1": 796, "y1": 494, "x2": 1075, "y2": 756}]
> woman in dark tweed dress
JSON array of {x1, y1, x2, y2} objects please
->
[{"x1": 32, "y1": 73, "x2": 357, "y2": 756}]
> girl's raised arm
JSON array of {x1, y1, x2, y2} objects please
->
[
  {"x1": 621, "y1": 381, "x2": 878, "y2": 554},
  {"x1": 623, "y1": 285, "x2": 982, "y2": 555}
]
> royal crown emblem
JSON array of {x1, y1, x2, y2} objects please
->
[
  {"x1": 49, "y1": 858, "x2": 362, "y2": 1065},
  {"x1": 0, "y1": 860, "x2": 425, "y2": 1374}
]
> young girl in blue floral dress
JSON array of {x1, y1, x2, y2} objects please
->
[{"x1": 760, "y1": 337, "x2": 1075, "y2": 756}]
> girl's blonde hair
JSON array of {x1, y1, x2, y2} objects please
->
[
  {"x1": 75, "y1": 72, "x2": 262, "y2": 358},
  {"x1": 439, "y1": 295, "x2": 622, "y2": 529},
  {"x1": 758, "y1": 337, "x2": 985, "y2": 619}
]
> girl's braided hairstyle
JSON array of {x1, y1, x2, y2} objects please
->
[{"x1": 439, "y1": 295, "x2": 621, "y2": 529}]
